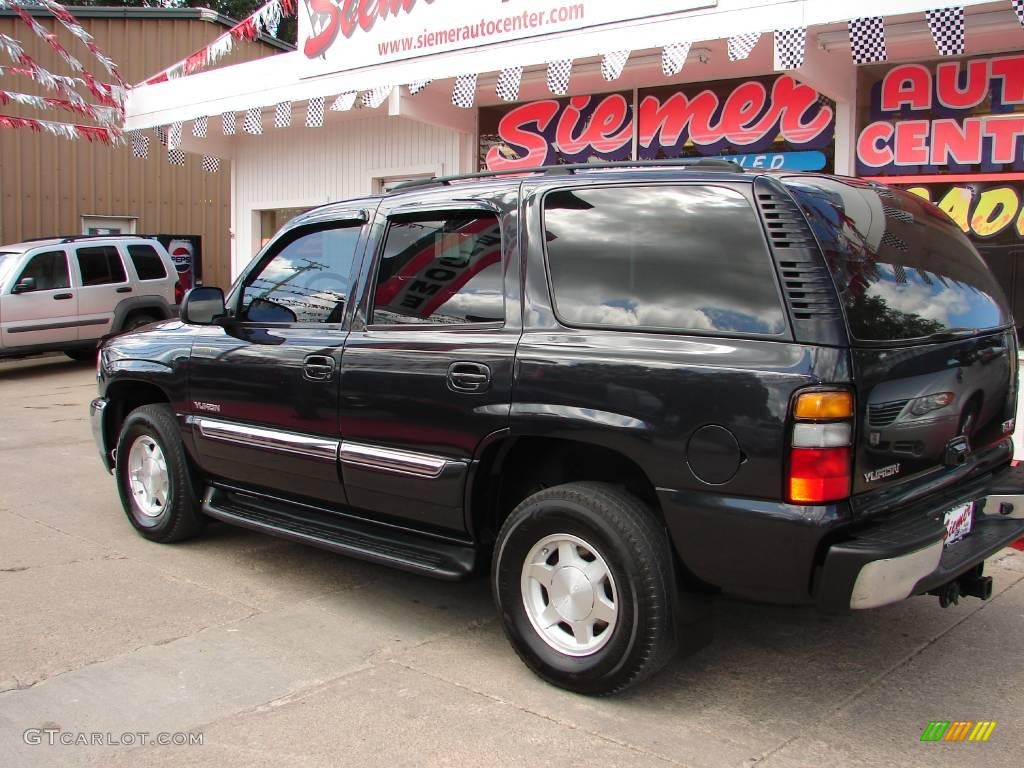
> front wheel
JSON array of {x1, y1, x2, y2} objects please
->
[
  {"x1": 114, "y1": 404, "x2": 205, "y2": 543},
  {"x1": 492, "y1": 482, "x2": 678, "y2": 695}
]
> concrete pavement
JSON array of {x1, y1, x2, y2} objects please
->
[{"x1": 1, "y1": 354, "x2": 1022, "y2": 767}]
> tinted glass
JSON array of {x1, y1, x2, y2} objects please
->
[
  {"x1": 784, "y1": 177, "x2": 1012, "y2": 341},
  {"x1": 543, "y1": 186, "x2": 786, "y2": 335},
  {"x1": 127, "y1": 244, "x2": 167, "y2": 280},
  {"x1": 18, "y1": 250, "x2": 69, "y2": 290},
  {"x1": 372, "y1": 213, "x2": 504, "y2": 325},
  {"x1": 77, "y1": 246, "x2": 127, "y2": 285},
  {"x1": 241, "y1": 225, "x2": 361, "y2": 324}
]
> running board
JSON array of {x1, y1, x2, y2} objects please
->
[{"x1": 201, "y1": 486, "x2": 476, "y2": 580}]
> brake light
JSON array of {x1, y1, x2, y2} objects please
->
[
  {"x1": 788, "y1": 390, "x2": 854, "y2": 504},
  {"x1": 174, "y1": 279, "x2": 184, "y2": 305}
]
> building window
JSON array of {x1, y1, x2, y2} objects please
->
[
  {"x1": 81, "y1": 215, "x2": 136, "y2": 235},
  {"x1": 258, "y1": 207, "x2": 315, "y2": 249}
]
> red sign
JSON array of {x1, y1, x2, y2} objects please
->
[
  {"x1": 856, "y1": 54, "x2": 1024, "y2": 179},
  {"x1": 480, "y1": 76, "x2": 834, "y2": 172}
]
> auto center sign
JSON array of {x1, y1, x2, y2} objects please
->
[
  {"x1": 300, "y1": 0, "x2": 716, "y2": 71},
  {"x1": 856, "y1": 54, "x2": 1024, "y2": 175},
  {"x1": 856, "y1": 54, "x2": 1024, "y2": 242},
  {"x1": 479, "y1": 75, "x2": 835, "y2": 172}
]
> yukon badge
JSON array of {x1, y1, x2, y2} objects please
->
[
  {"x1": 864, "y1": 463, "x2": 900, "y2": 483},
  {"x1": 193, "y1": 401, "x2": 221, "y2": 413}
]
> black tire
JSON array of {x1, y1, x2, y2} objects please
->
[
  {"x1": 64, "y1": 347, "x2": 96, "y2": 362},
  {"x1": 114, "y1": 404, "x2": 205, "y2": 543},
  {"x1": 492, "y1": 482, "x2": 678, "y2": 695},
  {"x1": 123, "y1": 313, "x2": 158, "y2": 332}
]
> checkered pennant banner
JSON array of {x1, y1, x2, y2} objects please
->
[
  {"x1": 496, "y1": 66, "x2": 523, "y2": 102},
  {"x1": 201, "y1": 155, "x2": 221, "y2": 174},
  {"x1": 168, "y1": 122, "x2": 182, "y2": 151},
  {"x1": 849, "y1": 17, "x2": 887, "y2": 64},
  {"x1": 452, "y1": 73, "x2": 478, "y2": 109},
  {"x1": 1014, "y1": 0, "x2": 1024, "y2": 26},
  {"x1": 601, "y1": 50, "x2": 630, "y2": 81},
  {"x1": 155, "y1": 125, "x2": 168, "y2": 146},
  {"x1": 926, "y1": 7, "x2": 965, "y2": 56},
  {"x1": 167, "y1": 148, "x2": 185, "y2": 166},
  {"x1": 274, "y1": 101, "x2": 292, "y2": 128},
  {"x1": 728, "y1": 33, "x2": 760, "y2": 61},
  {"x1": 362, "y1": 86, "x2": 393, "y2": 109},
  {"x1": 547, "y1": 59, "x2": 572, "y2": 96},
  {"x1": 192, "y1": 115, "x2": 208, "y2": 139},
  {"x1": 306, "y1": 96, "x2": 325, "y2": 128},
  {"x1": 129, "y1": 131, "x2": 149, "y2": 159},
  {"x1": 407, "y1": 80, "x2": 431, "y2": 95},
  {"x1": 222, "y1": 112, "x2": 236, "y2": 136},
  {"x1": 242, "y1": 107, "x2": 262, "y2": 135},
  {"x1": 774, "y1": 27, "x2": 806, "y2": 70},
  {"x1": 330, "y1": 92, "x2": 357, "y2": 112},
  {"x1": 661, "y1": 42, "x2": 692, "y2": 76}
]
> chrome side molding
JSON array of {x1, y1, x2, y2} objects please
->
[
  {"x1": 195, "y1": 418, "x2": 339, "y2": 463},
  {"x1": 340, "y1": 441, "x2": 449, "y2": 478}
]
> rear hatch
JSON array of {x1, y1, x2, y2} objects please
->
[{"x1": 783, "y1": 176, "x2": 1017, "y2": 510}]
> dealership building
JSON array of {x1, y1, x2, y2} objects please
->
[{"x1": 125, "y1": 0, "x2": 1024, "y2": 312}]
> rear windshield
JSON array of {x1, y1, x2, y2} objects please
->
[{"x1": 783, "y1": 177, "x2": 1011, "y2": 342}]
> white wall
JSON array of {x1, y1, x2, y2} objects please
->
[{"x1": 230, "y1": 115, "x2": 467, "y2": 277}]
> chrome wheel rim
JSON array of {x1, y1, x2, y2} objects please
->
[
  {"x1": 127, "y1": 435, "x2": 170, "y2": 517},
  {"x1": 521, "y1": 533, "x2": 618, "y2": 657}
]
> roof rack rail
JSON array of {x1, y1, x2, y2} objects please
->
[
  {"x1": 20, "y1": 234, "x2": 153, "y2": 244},
  {"x1": 388, "y1": 157, "x2": 744, "y2": 192}
]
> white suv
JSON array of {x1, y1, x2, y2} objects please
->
[{"x1": 0, "y1": 235, "x2": 179, "y2": 361}]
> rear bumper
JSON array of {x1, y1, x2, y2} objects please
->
[
  {"x1": 817, "y1": 485, "x2": 1024, "y2": 611},
  {"x1": 90, "y1": 397, "x2": 114, "y2": 473}
]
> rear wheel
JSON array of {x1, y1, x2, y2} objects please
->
[
  {"x1": 114, "y1": 404, "x2": 205, "y2": 543},
  {"x1": 492, "y1": 482, "x2": 678, "y2": 695}
]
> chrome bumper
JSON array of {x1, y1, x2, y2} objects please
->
[
  {"x1": 90, "y1": 397, "x2": 113, "y2": 473},
  {"x1": 850, "y1": 540, "x2": 944, "y2": 609}
]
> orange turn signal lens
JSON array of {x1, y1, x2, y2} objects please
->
[{"x1": 794, "y1": 391, "x2": 854, "y2": 420}]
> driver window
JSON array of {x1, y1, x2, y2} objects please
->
[
  {"x1": 18, "y1": 250, "x2": 70, "y2": 291},
  {"x1": 240, "y1": 225, "x2": 361, "y2": 324}
]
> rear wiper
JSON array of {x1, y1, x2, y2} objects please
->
[{"x1": 920, "y1": 328, "x2": 975, "y2": 342}]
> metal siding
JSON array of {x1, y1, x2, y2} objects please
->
[
  {"x1": 231, "y1": 115, "x2": 467, "y2": 278},
  {"x1": 0, "y1": 15, "x2": 281, "y2": 290}
]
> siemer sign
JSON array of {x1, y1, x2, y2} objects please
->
[{"x1": 300, "y1": 0, "x2": 717, "y2": 72}]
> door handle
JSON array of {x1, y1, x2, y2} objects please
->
[
  {"x1": 116, "y1": 286, "x2": 132, "y2": 293},
  {"x1": 53, "y1": 293, "x2": 73, "y2": 300},
  {"x1": 303, "y1": 354, "x2": 336, "y2": 382},
  {"x1": 447, "y1": 362, "x2": 491, "y2": 393}
]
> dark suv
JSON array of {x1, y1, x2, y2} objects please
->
[{"x1": 90, "y1": 162, "x2": 1024, "y2": 695}]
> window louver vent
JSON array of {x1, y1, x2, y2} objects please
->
[
  {"x1": 883, "y1": 206, "x2": 914, "y2": 224},
  {"x1": 756, "y1": 188, "x2": 839, "y2": 321}
]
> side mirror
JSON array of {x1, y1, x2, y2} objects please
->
[
  {"x1": 12, "y1": 277, "x2": 36, "y2": 294},
  {"x1": 181, "y1": 287, "x2": 226, "y2": 325}
]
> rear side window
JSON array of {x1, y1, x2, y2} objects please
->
[
  {"x1": 76, "y1": 246, "x2": 127, "y2": 285},
  {"x1": 17, "y1": 250, "x2": 70, "y2": 290},
  {"x1": 542, "y1": 185, "x2": 786, "y2": 336},
  {"x1": 372, "y1": 212, "x2": 504, "y2": 325},
  {"x1": 784, "y1": 177, "x2": 1011, "y2": 342},
  {"x1": 127, "y1": 244, "x2": 167, "y2": 280}
]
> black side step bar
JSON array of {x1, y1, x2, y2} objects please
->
[{"x1": 202, "y1": 486, "x2": 476, "y2": 580}]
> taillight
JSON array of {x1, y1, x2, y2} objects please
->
[
  {"x1": 788, "y1": 390, "x2": 854, "y2": 504},
  {"x1": 174, "y1": 279, "x2": 184, "y2": 305}
]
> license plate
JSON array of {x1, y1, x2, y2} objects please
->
[{"x1": 943, "y1": 502, "x2": 974, "y2": 547}]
